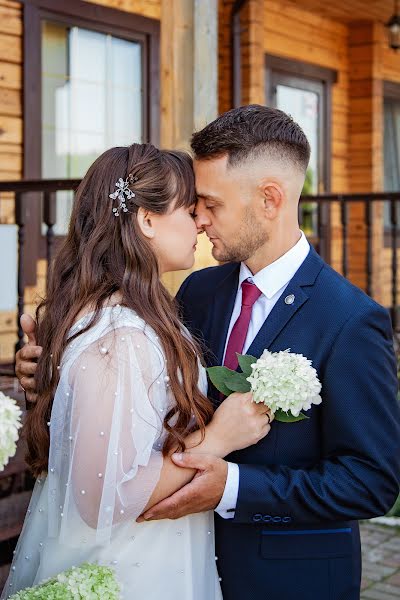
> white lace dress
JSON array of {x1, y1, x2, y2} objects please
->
[{"x1": 2, "y1": 306, "x2": 223, "y2": 600}]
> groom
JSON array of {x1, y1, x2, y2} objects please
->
[{"x1": 16, "y1": 105, "x2": 400, "y2": 600}]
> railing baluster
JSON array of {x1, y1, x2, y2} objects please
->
[
  {"x1": 14, "y1": 193, "x2": 25, "y2": 354},
  {"x1": 365, "y1": 199, "x2": 373, "y2": 297},
  {"x1": 390, "y1": 198, "x2": 398, "y2": 335},
  {"x1": 340, "y1": 196, "x2": 348, "y2": 279},
  {"x1": 43, "y1": 191, "x2": 57, "y2": 287}
]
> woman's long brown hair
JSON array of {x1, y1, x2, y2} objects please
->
[{"x1": 25, "y1": 143, "x2": 214, "y2": 477}]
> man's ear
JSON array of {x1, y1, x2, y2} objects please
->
[
  {"x1": 137, "y1": 207, "x2": 155, "y2": 239},
  {"x1": 260, "y1": 181, "x2": 283, "y2": 219}
]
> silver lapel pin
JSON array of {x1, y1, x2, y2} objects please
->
[{"x1": 284, "y1": 294, "x2": 295, "y2": 305}]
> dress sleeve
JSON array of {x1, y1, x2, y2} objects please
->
[{"x1": 48, "y1": 325, "x2": 166, "y2": 545}]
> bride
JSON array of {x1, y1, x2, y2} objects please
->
[{"x1": 2, "y1": 143, "x2": 272, "y2": 599}]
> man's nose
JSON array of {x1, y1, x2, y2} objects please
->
[{"x1": 195, "y1": 210, "x2": 211, "y2": 230}]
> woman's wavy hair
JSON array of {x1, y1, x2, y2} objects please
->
[{"x1": 25, "y1": 143, "x2": 213, "y2": 477}]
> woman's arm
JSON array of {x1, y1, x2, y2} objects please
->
[
  {"x1": 143, "y1": 391, "x2": 272, "y2": 511},
  {"x1": 68, "y1": 326, "x2": 271, "y2": 528}
]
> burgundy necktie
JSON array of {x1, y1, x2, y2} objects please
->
[{"x1": 224, "y1": 280, "x2": 262, "y2": 371}]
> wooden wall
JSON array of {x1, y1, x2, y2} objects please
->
[
  {"x1": 84, "y1": 0, "x2": 160, "y2": 19},
  {"x1": 0, "y1": 0, "x2": 22, "y2": 361}
]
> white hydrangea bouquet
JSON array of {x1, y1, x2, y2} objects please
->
[
  {"x1": 9, "y1": 563, "x2": 120, "y2": 599},
  {"x1": 0, "y1": 391, "x2": 22, "y2": 471},
  {"x1": 207, "y1": 349, "x2": 322, "y2": 422}
]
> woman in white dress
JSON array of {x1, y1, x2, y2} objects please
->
[{"x1": 2, "y1": 144, "x2": 272, "y2": 599}]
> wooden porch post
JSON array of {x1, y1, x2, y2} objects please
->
[
  {"x1": 160, "y1": 0, "x2": 218, "y2": 294},
  {"x1": 348, "y1": 22, "x2": 384, "y2": 302},
  {"x1": 240, "y1": 0, "x2": 264, "y2": 106}
]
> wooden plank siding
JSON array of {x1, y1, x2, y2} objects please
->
[
  {"x1": 84, "y1": 0, "x2": 160, "y2": 20},
  {"x1": 0, "y1": 0, "x2": 22, "y2": 359}
]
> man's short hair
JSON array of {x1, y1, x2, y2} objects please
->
[{"x1": 191, "y1": 104, "x2": 311, "y2": 173}]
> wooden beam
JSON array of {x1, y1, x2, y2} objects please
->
[
  {"x1": 160, "y1": 0, "x2": 218, "y2": 294},
  {"x1": 194, "y1": 0, "x2": 218, "y2": 131}
]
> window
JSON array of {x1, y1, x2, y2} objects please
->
[
  {"x1": 42, "y1": 22, "x2": 144, "y2": 234},
  {"x1": 23, "y1": 1, "x2": 159, "y2": 283},
  {"x1": 383, "y1": 83, "x2": 400, "y2": 235},
  {"x1": 265, "y1": 55, "x2": 337, "y2": 260}
]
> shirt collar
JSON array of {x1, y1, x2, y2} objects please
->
[{"x1": 238, "y1": 231, "x2": 310, "y2": 299}]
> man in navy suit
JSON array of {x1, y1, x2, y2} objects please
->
[
  {"x1": 140, "y1": 105, "x2": 400, "y2": 599},
  {"x1": 17, "y1": 105, "x2": 400, "y2": 599}
]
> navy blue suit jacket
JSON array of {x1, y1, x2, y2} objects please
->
[{"x1": 176, "y1": 247, "x2": 400, "y2": 600}]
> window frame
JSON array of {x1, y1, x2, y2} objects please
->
[
  {"x1": 383, "y1": 80, "x2": 400, "y2": 248},
  {"x1": 23, "y1": 0, "x2": 160, "y2": 284}
]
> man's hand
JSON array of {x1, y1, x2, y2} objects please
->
[
  {"x1": 15, "y1": 314, "x2": 41, "y2": 404},
  {"x1": 137, "y1": 453, "x2": 228, "y2": 521}
]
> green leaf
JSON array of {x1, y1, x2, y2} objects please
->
[
  {"x1": 274, "y1": 410, "x2": 309, "y2": 423},
  {"x1": 224, "y1": 371, "x2": 251, "y2": 393},
  {"x1": 236, "y1": 354, "x2": 258, "y2": 378},
  {"x1": 207, "y1": 366, "x2": 235, "y2": 396}
]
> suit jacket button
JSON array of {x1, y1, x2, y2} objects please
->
[
  {"x1": 272, "y1": 516, "x2": 282, "y2": 523},
  {"x1": 282, "y1": 516, "x2": 292, "y2": 523},
  {"x1": 252, "y1": 514, "x2": 263, "y2": 522},
  {"x1": 262, "y1": 515, "x2": 272, "y2": 523}
]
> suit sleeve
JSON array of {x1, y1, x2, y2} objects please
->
[{"x1": 233, "y1": 304, "x2": 400, "y2": 525}]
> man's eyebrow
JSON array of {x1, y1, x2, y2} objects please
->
[{"x1": 196, "y1": 193, "x2": 223, "y2": 203}]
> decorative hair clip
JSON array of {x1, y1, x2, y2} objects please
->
[{"x1": 109, "y1": 174, "x2": 138, "y2": 217}]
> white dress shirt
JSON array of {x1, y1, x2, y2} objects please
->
[{"x1": 215, "y1": 231, "x2": 310, "y2": 519}]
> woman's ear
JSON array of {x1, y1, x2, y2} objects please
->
[{"x1": 137, "y1": 207, "x2": 155, "y2": 239}]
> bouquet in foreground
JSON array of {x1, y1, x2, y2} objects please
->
[
  {"x1": 9, "y1": 563, "x2": 120, "y2": 600},
  {"x1": 207, "y1": 349, "x2": 322, "y2": 423},
  {"x1": 0, "y1": 391, "x2": 22, "y2": 471}
]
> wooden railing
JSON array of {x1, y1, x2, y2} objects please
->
[
  {"x1": 1, "y1": 182, "x2": 400, "y2": 372},
  {"x1": 300, "y1": 192, "x2": 400, "y2": 340}
]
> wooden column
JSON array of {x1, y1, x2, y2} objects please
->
[
  {"x1": 348, "y1": 22, "x2": 384, "y2": 301},
  {"x1": 161, "y1": 0, "x2": 218, "y2": 294},
  {"x1": 240, "y1": 0, "x2": 265, "y2": 106}
]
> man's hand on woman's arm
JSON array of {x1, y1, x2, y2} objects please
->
[{"x1": 15, "y1": 314, "x2": 41, "y2": 404}]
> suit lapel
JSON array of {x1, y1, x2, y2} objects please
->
[
  {"x1": 206, "y1": 263, "x2": 240, "y2": 366},
  {"x1": 247, "y1": 247, "x2": 324, "y2": 357}
]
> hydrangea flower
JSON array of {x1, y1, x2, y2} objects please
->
[
  {"x1": 0, "y1": 391, "x2": 22, "y2": 471},
  {"x1": 10, "y1": 563, "x2": 120, "y2": 599},
  {"x1": 247, "y1": 349, "x2": 322, "y2": 417}
]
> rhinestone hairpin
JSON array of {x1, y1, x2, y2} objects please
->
[{"x1": 109, "y1": 175, "x2": 138, "y2": 217}]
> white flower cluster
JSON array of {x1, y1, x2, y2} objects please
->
[
  {"x1": 0, "y1": 391, "x2": 22, "y2": 471},
  {"x1": 247, "y1": 349, "x2": 322, "y2": 417}
]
